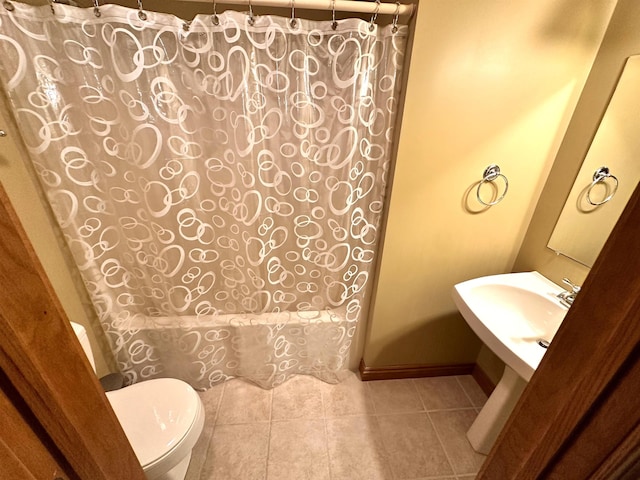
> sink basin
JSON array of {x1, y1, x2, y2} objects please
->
[
  {"x1": 452, "y1": 271, "x2": 568, "y2": 381},
  {"x1": 451, "y1": 271, "x2": 569, "y2": 454}
]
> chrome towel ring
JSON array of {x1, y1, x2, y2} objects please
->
[
  {"x1": 477, "y1": 164, "x2": 509, "y2": 206},
  {"x1": 586, "y1": 166, "x2": 619, "y2": 206}
]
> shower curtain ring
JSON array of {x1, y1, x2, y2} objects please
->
[
  {"x1": 392, "y1": 1, "x2": 400, "y2": 33},
  {"x1": 137, "y1": 0, "x2": 147, "y2": 21},
  {"x1": 93, "y1": 0, "x2": 101, "y2": 17},
  {"x1": 247, "y1": 0, "x2": 255, "y2": 26},
  {"x1": 369, "y1": 0, "x2": 380, "y2": 32},
  {"x1": 331, "y1": 0, "x2": 337, "y2": 30},
  {"x1": 290, "y1": 0, "x2": 296, "y2": 27},
  {"x1": 211, "y1": 0, "x2": 220, "y2": 25}
]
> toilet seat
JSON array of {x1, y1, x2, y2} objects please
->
[{"x1": 106, "y1": 378, "x2": 205, "y2": 479}]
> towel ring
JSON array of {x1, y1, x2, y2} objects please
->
[
  {"x1": 477, "y1": 164, "x2": 509, "y2": 206},
  {"x1": 586, "y1": 166, "x2": 619, "y2": 206}
]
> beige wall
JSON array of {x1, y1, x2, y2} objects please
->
[
  {"x1": 363, "y1": 0, "x2": 616, "y2": 368},
  {"x1": 1, "y1": 0, "x2": 628, "y2": 379},
  {"x1": 501, "y1": 0, "x2": 640, "y2": 385},
  {"x1": 0, "y1": 98, "x2": 114, "y2": 377},
  {"x1": 514, "y1": 0, "x2": 640, "y2": 284}
]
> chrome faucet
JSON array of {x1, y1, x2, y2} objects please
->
[{"x1": 557, "y1": 278, "x2": 580, "y2": 308}]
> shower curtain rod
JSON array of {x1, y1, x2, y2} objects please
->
[{"x1": 178, "y1": 0, "x2": 414, "y2": 17}]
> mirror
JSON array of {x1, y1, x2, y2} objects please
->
[{"x1": 548, "y1": 55, "x2": 640, "y2": 267}]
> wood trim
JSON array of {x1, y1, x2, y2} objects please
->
[
  {"x1": 592, "y1": 421, "x2": 640, "y2": 480},
  {"x1": 471, "y1": 364, "x2": 496, "y2": 397},
  {"x1": 0, "y1": 438, "x2": 38, "y2": 480},
  {"x1": 549, "y1": 346, "x2": 640, "y2": 479},
  {"x1": 479, "y1": 182, "x2": 640, "y2": 478},
  {"x1": 0, "y1": 372, "x2": 71, "y2": 480},
  {"x1": 0, "y1": 183, "x2": 146, "y2": 480},
  {"x1": 359, "y1": 358, "x2": 474, "y2": 381}
]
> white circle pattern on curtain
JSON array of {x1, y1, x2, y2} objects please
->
[{"x1": 0, "y1": 2, "x2": 407, "y2": 389}]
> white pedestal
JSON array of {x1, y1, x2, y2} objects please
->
[{"x1": 466, "y1": 365, "x2": 527, "y2": 455}]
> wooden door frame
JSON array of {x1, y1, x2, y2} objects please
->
[
  {"x1": 0, "y1": 183, "x2": 146, "y2": 480},
  {"x1": 479, "y1": 181, "x2": 640, "y2": 478}
]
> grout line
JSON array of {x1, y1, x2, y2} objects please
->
[
  {"x1": 323, "y1": 415, "x2": 333, "y2": 479},
  {"x1": 370, "y1": 413, "x2": 396, "y2": 480},
  {"x1": 213, "y1": 380, "x2": 226, "y2": 425},
  {"x1": 456, "y1": 375, "x2": 477, "y2": 408},
  {"x1": 410, "y1": 377, "x2": 427, "y2": 412},
  {"x1": 320, "y1": 377, "x2": 334, "y2": 479},
  {"x1": 410, "y1": 378, "x2": 428, "y2": 412},
  {"x1": 264, "y1": 385, "x2": 274, "y2": 480},
  {"x1": 456, "y1": 375, "x2": 478, "y2": 408},
  {"x1": 195, "y1": 381, "x2": 228, "y2": 480},
  {"x1": 426, "y1": 410, "x2": 458, "y2": 477},
  {"x1": 374, "y1": 406, "x2": 479, "y2": 417},
  {"x1": 320, "y1": 378, "x2": 328, "y2": 419},
  {"x1": 427, "y1": 406, "x2": 479, "y2": 413},
  {"x1": 210, "y1": 419, "x2": 273, "y2": 426},
  {"x1": 323, "y1": 412, "x2": 379, "y2": 419},
  {"x1": 195, "y1": 423, "x2": 215, "y2": 480},
  {"x1": 364, "y1": 379, "x2": 377, "y2": 415}
]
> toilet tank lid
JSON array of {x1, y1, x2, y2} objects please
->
[
  {"x1": 70, "y1": 321, "x2": 85, "y2": 336},
  {"x1": 70, "y1": 322, "x2": 97, "y2": 373}
]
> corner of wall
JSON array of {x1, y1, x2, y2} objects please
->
[
  {"x1": 513, "y1": 0, "x2": 639, "y2": 286},
  {"x1": 0, "y1": 93, "x2": 115, "y2": 378}
]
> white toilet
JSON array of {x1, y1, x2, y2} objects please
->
[{"x1": 71, "y1": 322, "x2": 205, "y2": 480}]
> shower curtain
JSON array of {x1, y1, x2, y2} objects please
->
[{"x1": 0, "y1": 1, "x2": 407, "y2": 389}]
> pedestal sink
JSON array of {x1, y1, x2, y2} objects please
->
[{"x1": 452, "y1": 271, "x2": 569, "y2": 454}]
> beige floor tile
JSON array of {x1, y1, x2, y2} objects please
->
[
  {"x1": 200, "y1": 423, "x2": 269, "y2": 480},
  {"x1": 271, "y1": 375, "x2": 325, "y2": 421},
  {"x1": 200, "y1": 382, "x2": 226, "y2": 420},
  {"x1": 185, "y1": 416, "x2": 214, "y2": 480},
  {"x1": 217, "y1": 379, "x2": 272, "y2": 424},
  {"x1": 456, "y1": 376, "x2": 488, "y2": 408},
  {"x1": 185, "y1": 383, "x2": 225, "y2": 480},
  {"x1": 189, "y1": 376, "x2": 491, "y2": 480},
  {"x1": 368, "y1": 379, "x2": 423, "y2": 414},
  {"x1": 377, "y1": 413, "x2": 454, "y2": 478},
  {"x1": 267, "y1": 418, "x2": 330, "y2": 479},
  {"x1": 429, "y1": 410, "x2": 486, "y2": 475},
  {"x1": 321, "y1": 372, "x2": 374, "y2": 417},
  {"x1": 326, "y1": 415, "x2": 392, "y2": 480},
  {"x1": 414, "y1": 377, "x2": 473, "y2": 411}
]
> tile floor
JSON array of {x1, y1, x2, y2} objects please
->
[{"x1": 185, "y1": 372, "x2": 488, "y2": 480}]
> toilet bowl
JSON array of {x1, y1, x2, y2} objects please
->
[
  {"x1": 107, "y1": 378, "x2": 205, "y2": 480},
  {"x1": 70, "y1": 322, "x2": 204, "y2": 480}
]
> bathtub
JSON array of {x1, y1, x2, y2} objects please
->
[{"x1": 106, "y1": 308, "x2": 354, "y2": 389}]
